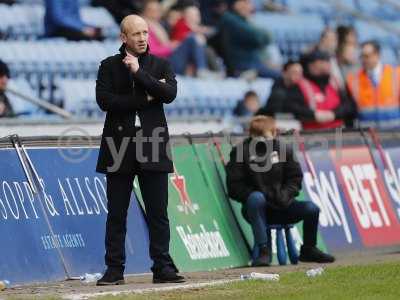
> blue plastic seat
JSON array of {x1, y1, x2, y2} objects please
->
[
  {"x1": 252, "y1": 224, "x2": 298, "y2": 266},
  {"x1": 252, "y1": 13, "x2": 324, "y2": 45}
]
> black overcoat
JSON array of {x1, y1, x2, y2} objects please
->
[{"x1": 96, "y1": 44, "x2": 176, "y2": 174}]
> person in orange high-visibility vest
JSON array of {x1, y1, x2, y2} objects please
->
[{"x1": 347, "y1": 40, "x2": 400, "y2": 129}]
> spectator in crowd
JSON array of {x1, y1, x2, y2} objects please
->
[
  {"x1": 161, "y1": 0, "x2": 200, "y2": 32},
  {"x1": 44, "y1": 0, "x2": 103, "y2": 41},
  {"x1": 337, "y1": 25, "x2": 358, "y2": 47},
  {"x1": 217, "y1": 0, "x2": 279, "y2": 79},
  {"x1": 233, "y1": 90, "x2": 260, "y2": 117},
  {"x1": 92, "y1": 0, "x2": 143, "y2": 24},
  {"x1": 0, "y1": 60, "x2": 14, "y2": 118},
  {"x1": 171, "y1": 4, "x2": 222, "y2": 72},
  {"x1": 257, "y1": 60, "x2": 303, "y2": 117},
  {"x1": 309, "y1": 26, "x2": 348, "y2": 90},
  {"x1": 311, "y1": 27, "x2": 338, "y2": 56},
  {"x1": 288, "y1": 50, "x2": 356, "y2": 130},
  {"x1": 199, "y1": 0, "x2": 227, "y2": 26},
  {"x1": 332, "y1": 25, "x2": 359, "y2": 89},
  {"x1": 347, "y1": 40, "x2": 400, "y2": 128},
  {"x1": 226, "y1": 116, "x2": 335, "y2": 266},
  {"x1": 335, "y1": 43, "x2": 359, "y2": 87},
  {"x1": 0, "y1": 0, "x2": 15, "y2": 39},
  {"x1": 142, "y1": 0, "x2": 212, "y2": 77},
  {"x1": 163, "y1": 4, "x2": 182, "y2": 34},
  {"x1": 171, "y1": 5, "x2": 210, "y2": 42}
]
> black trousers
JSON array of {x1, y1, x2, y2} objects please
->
[{"x1": 105, "y1": 171, "x2": 177, "y2": 274}]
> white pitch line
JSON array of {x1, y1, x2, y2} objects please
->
[{"x1": 63, "y1": 279, "x2": 240, "y2": 300}]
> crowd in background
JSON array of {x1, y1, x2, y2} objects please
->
[
  {"x1": 27, "y1": 0, "x2": 283, "y2": 78},
  {"x1": 231, "y1": 14, "x2": 400, "y2": 130},
  {"x1": 0, "y1": 0, "x2": 400, "y2": 130}
]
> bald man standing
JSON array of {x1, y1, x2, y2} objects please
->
[{"x1": 95, "y1": 15, "x2": 184, "y2": 285}]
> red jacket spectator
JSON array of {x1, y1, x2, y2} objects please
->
[
  {"x1": 171, "y1": 17, "x2": 191, "y2": 42},
  {"x1": 286, "y1": 50, "x2": 356, "y2": 130}
]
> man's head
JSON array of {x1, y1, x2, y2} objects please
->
[
  {"x1": 183, "y1": 5, "x2": 201, "y2": 26},
  {"x1": 318, "y1": 27, "x2": 338, "y2": 55},
  {"x1": 249, "y1": 115, "x2": 277, "y2": 139},
  {"x1": 142, "y1": 0, "x2": 162, "y2": 22},
  {"x1": 282, "y1": 60, "x2": 303, "y2": 86},
  {"x1": 361, "y1": 40, "x2": 380, "y2": 71},
  {"x1": 304, "y1": 50, "x2": 331, "y2": 77},
  {"x1": 0, "y1": 60, "x2": 10, "y2": 92},
  {"x1": 243, "y1": 90, "x2": 260, "y2": 113},
  {"x1": 337, "y1": 25, "x2": 357, "y2": 46},
  {"x1": 229, "y1": 0, "x2": 254, "y2": 18},
  {"x1": 120, "y1": 15, "x2": 149, "y2": 55}
]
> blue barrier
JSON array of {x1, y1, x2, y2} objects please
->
[
  {"x1": 0, "y1": 147, "x2": 152, "y2": 286},
  {"x1": 0, "y1": 149, "x2": 65, "y2": 285}
]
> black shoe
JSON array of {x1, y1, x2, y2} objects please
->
[
  {"x1": 252, "y1": 246, "x2": 271, "y2": 267},
  {"x1": 96, "y1": 268, "x2": 125, "y2": 286},
  {"x1": 153, "y1": 272, "x2": 185, "y2": 284},
  {"x1": 299, "y1": 246, "x2": 335, "y2": 263}
]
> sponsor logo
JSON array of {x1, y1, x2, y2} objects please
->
[
  {"x1": 334, "y1": 147, "x2": 400, "y2": 247},
  {"x1": 170, "y1": 170, "x2": 199, "y2": 215},
  {"x1": 340, "y1": 163, "x2": 390, "y2": 228},
  {"x1": 302, "y1": 153, "x2": 353, "y2": 243},
  {"x1": 176, "y1": 220, "x2": 230, "y2": 260},
  {"x1": 382, "y1": 151, "x2": 400, "y2": 219},
  {"x1": 170, "y1": 168, "x2": 230, "y2": 260}
]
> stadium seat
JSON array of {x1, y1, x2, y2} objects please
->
[
  {"x1": 56, "y1": 77, "x2": 273, "y2": 118},
  {"x1": 355, "y1": 20, "x2": 399, "y2": 47},
  {"x1": 58, "y1": 79, "x2": 104, "y2": 117},
  {"x1": 381, "y1": 47, "x2": 398, "y2": 66},
  {"x1": 0, "y1": 3, "x2": 118, "y2": 40},
  {"x1": 252, "y1": 13, "x2": 325, "y2": 59},
  {"x1": 285, "y1": 0, "x2": 333, "y2": 17},
  {"x1": 6, "y1": 78, "x2": 42, "y2": 116},
  {"x1": 252, "y1": 12, "x2": 324, "y2": 39}
]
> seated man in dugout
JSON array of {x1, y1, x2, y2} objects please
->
[{"x1": 225, "y1": 116, "x2": 335, "y2": 266}]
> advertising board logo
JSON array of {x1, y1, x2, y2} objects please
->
[
  {"x1": 170, "y1": 170, "x2": 199, "y2": 215},
  {"x1": 333, "y1": 147, "x2": 400, "y2": 247},
  {"x1": 170, "y1": 167, "x2": 230, "y2": 260},
  {"x1": 302, "y1": 152, "x2": 353, "y2": 244},
  {"x1": 382, "y1": 150, "x2": 400, "y2": 219}
]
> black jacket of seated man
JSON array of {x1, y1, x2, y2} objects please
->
[
  {"x1": 96, "y1": 44, "x2": 176, "y2": 174},
  {"x1": 226, "y1": 129, "x2": 335, "y2": 265},
  {"x1": 226, "y1": 137, "x2": 303, "y2": 210}
]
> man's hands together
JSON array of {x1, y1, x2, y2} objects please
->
[
  {"x1": 123, "y1": 52, "x2": 168, "y2": 103},
  {"x1": 123, "y1": 52, "x2": 140, "y2": 73},
  {"x1": 314, "y1": 110, "x2": 335, "y2": 123}
]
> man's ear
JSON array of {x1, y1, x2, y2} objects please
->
[{"x1": 120, "y1": 32, "x2": 127, "y2": 44}]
